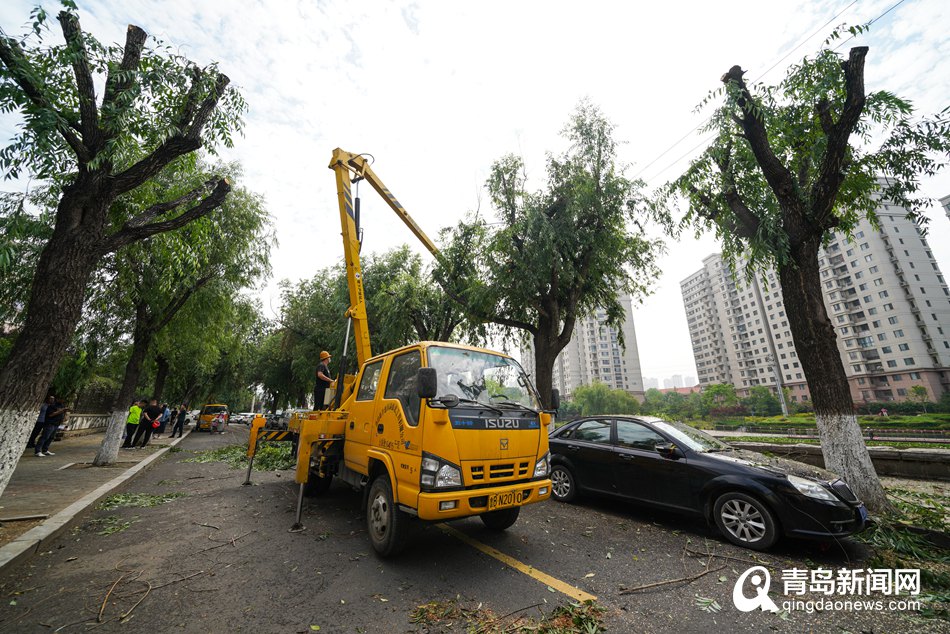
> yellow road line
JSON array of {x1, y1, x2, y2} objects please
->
[{"x1": 437, "y1": 523, "x2": 596, "y2": 603}]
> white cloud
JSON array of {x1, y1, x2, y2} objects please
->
[{"x1": 1, "y1": 0, "x2": 948, "y2": 382}]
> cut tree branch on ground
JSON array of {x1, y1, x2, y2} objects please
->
[
  {"x1": 194, "y1": 530, "x2": 253, "y2": 554},
  {"x1": 98, "y1": 573, "x2": 127, "y2": 622},
  {"x1": 119, "y1": 581, "x2": 151, "y2": 622},
  {"x1": 684, "y1": 546, "x2": 775, "y2": 567},
  {"x1": 619, "y1": 565, "x2": 726, "y2": 595}
]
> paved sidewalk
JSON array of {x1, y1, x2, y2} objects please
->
[{"x1": 0, "y1": 426, "x2": 193, "y2": 570}]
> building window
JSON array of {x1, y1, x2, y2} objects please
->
[
  {"x1": 903, "y1": 358, "x2": 915, "y2": 366},
  {"x1": 887, "y1": 360, "x2": 897, "y2": 368},
  {"x1": 894, "y1": 329, "x2": 904, "y2": 337}
]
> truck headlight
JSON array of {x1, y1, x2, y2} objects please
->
[
  {"x1": 421, "y1": 452, "x2": 462, "y2": 489},
  {"x1": 787, "y1": 475, "x2": 836, "y2": 501},
  {"x1": 533, "y1": 452, "x2": 550, "y2": 478},
  {"x1": 436, "y1": 464, "x2": 461, "y2": 487}
]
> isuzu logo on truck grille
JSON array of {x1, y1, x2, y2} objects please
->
[
  {"x1": 500, "y1": 438, "x2": 509, "y2": 450},
  {"x1": 450, "y1": 415, "x2": 540, "y2": 430}
]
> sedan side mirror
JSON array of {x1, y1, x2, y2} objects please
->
[
  {"x1": 655, "y1": 442, "x2": 678, "y2": 459},
  {"x1": 418, "y1": 368, "x2": 437, "y2": 399}
]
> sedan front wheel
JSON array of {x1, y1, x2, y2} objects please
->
[
  {"x1": 550, "y1": 464, "x2": 577, "y2": 503},
  {"x1": 713, "y1": 491, "x2": 778, "y2": 550}
]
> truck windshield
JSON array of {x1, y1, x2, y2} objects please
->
[{"x1": 428, "y1": 346, "x2": 541, "y2": 411}]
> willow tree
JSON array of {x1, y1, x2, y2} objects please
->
[
  {"x1": 93, "y1": 174, "x2": 271, "y2": 465},
  {"x1": 0, "y1": 6, "x2": 244, "y2": 496},
  {"x1": 440, "y1": 102, "x2": 666, "y2": 407},
  {"x1": 670, "y1": 32, "x2": 950, "y2": 511}
]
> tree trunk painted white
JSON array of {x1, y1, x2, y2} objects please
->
[
  {"x1": 93, "y1": 409, "x2": 127, "y2": 466},
  {"x1": 814, "y1": 411, "x2": 889, "y2": 511},
  {"x1": 0, "y1": 409, "x2": 38, "y2": 498}
]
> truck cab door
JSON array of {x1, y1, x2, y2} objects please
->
[
  {"x1": 373, "y1": 350, "x2": 424, "y2": 505},
  {"x1": 344, "y1": 359, "x2": 384, "y2": 473}
]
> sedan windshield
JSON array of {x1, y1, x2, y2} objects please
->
[
  {"x1": 428, "y1": 346, "x2": 541, "y2": 410},
  {"x1": 653, "y1": 420, "x2": 732, "y2": 453}
]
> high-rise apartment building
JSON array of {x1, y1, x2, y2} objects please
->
[
  {"x1": 681, "y1": 202, "x2": 950, "y2": 404},
  {"x1": 521, "y1": 296, "x2": 644, "y2": 400}
]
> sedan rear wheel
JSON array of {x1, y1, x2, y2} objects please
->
[
  {"x1": 550, "y1": 464, "x2": 577, "y2": 503},
  {"x1": 713, "y1": 492, "x2": 778, "y2": 550}
]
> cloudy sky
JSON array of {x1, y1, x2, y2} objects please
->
[{"x1": 1, "y1": 0, "x2": 948, "y2": 384}]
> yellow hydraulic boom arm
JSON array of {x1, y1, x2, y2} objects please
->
[{"x1": 328, "y1": 148, "x2": 440, "y2": 368}]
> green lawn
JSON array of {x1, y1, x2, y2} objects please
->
[
  {"x1": 726, "y1": 435, "x2": 950, "y2": 450},
  {"x1": 702, "y1": 413, "x2": 950, "y2": 431}
]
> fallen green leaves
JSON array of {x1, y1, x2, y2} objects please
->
[
  {"x1": 89, "y1": 515, "x2": 135, "y2": 535},
  {"x1": 97, "y1": 493, "x2": 186, "y2": 511},
  {"x1": 185, "y1": 442, "x2": 295, "y2": 471},
  {"x1": 856, "y1": 487, "x2": 950, "y2": 620},
  {"x1": 409, "y1": 597, "x2": 605, "y2": 633}
]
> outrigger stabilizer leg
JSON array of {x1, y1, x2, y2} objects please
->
[
  {"x1": 242, "y1": 451, "x2": 256, "y2": 486},
  {"x1": 290, "y1": 482, "x2": 306, "y2": 532}
]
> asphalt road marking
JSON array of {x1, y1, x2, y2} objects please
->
[{"x1": 437, "y1": 523, "x2": 596, "y2": 603}]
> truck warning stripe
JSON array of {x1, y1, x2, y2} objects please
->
[
  {"x1": 437, "y1": 524, "x2": 596, "y2": 603},
  {"x1": 256, "y1": 431, "x2": 293, "y2": 442}
]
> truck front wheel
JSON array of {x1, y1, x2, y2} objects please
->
[
  {"x1": 303, "y1": 471, "x2": 333, "y2": 497},
  {"x1": 480, "y1": 506, "x2": 520, "y2": 530},
  {"x1": 366, "y1": 476, "x2": 409, "y2": 557}
]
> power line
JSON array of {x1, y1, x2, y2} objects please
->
[
  {"x1": 634, "y1": 0, "x2": 862, "y2": 185},
  {"x1": 832, "y1": 0, "x2": 907, "y2": 51}
]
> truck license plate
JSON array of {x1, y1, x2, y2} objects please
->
[{"x1": 488, "y1": 490, "x2": 522, "y2": 511}]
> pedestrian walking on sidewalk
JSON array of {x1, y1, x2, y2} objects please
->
[
  {"x1": 26, "y1": 395, "x2": 54, "y2": 449},
  {"x1": 35, "y1": 396, "x2": 66, "y2": 457},
  {"x1": 133, "y1": 398, "x2": 162, "y2": 447},
  {"x1": 170, "y1": 405, "x2": 187, "y2": 438},
  {"x1": 122, "y1": 400, "x2": 144, "y2": 448}
]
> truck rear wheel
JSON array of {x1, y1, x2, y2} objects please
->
[
  {"x1": 480, "y1": 506, "x2": 520, "y2": 530},
  {"x1": 366, "y1": 475, "x2": 409, "y2": 557}
]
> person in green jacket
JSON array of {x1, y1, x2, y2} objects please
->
[{"x1": 122, "y1": 400, "x2": 145, "y2": 448}]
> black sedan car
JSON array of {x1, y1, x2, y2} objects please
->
[{"x1": 549, "y1": 416, "x2": 867, "y2": 550}]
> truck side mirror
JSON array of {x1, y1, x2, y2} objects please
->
[
  {"x1": 418, "y1": 367, "x2": 438, "y2": 399},
  {"x1": 550, "y1": 388, "x2": 560, "y2": 410}
]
